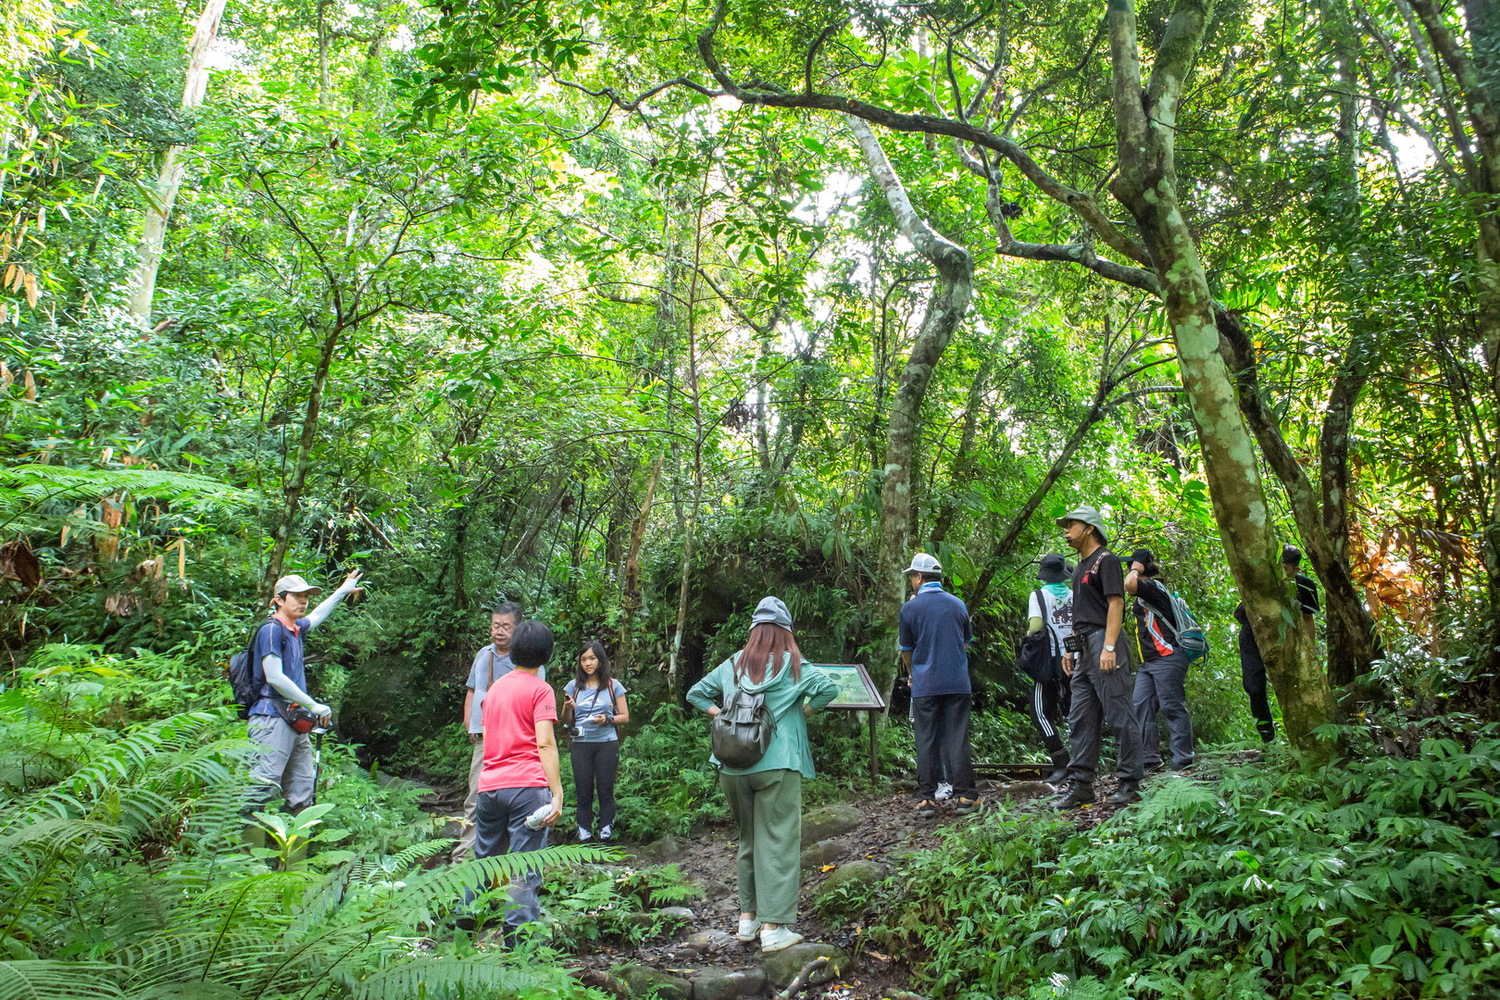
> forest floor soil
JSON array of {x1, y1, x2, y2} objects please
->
[
  {"x1": 417, "y1": 759, "x2": 1240, "y2": 997},
  {"x1": 558, "y1": 772, "x2": 1144, "y2": 999}
]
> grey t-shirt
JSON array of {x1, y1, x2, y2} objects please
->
[
  {"x1": 563, "y1": 678, "x2": 627, "y2": 742},
  {"x1": 466, "y1": 646, "x2": 544, "y2": 733}
]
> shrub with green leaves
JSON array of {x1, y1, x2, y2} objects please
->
[
  {"x1": 875, "y1": 739, "x2": 1500, "y2": 999},
  {"x1": 544, "y1": 862, "x2": 703, "y2": 951}
]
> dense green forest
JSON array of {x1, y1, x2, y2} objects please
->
[{"x1": 2, "y1": 0, "x2": 1499, "y2": 997}]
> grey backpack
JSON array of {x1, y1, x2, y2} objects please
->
[{"x1": 711, "y1": 686, "x2": 776, "y2": 768}]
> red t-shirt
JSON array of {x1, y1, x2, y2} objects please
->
[{"x1": 478, "y1": 669, "x2": 557, "y2": 792}]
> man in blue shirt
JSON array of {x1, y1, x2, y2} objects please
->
[
  {"x1": 246, "y1": 570, "x2": 360, "y2": 815},
  {"x1": 899, "y1": 553, "x2": 979, "y2": 818}
]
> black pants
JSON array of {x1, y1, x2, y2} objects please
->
[
  {"x1": 912, "y1": 693, "x2": 977, "y2": 799},
  {"x1": 1238, "y1": 628, "x2": 1276, "y2": 742},
  {"x1": 570, "y1": 740, "x2": 619, "y2": 832},
  {"x1": 1029, "y1": 678, "x2": 1069, "y2": 756}
]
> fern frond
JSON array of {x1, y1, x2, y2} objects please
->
[
  {"x1": 115, "y1": 932, "x2": 285, "y2": 992},
  {"x1": 348, "y1": 955, "x2": 564, "y2": 1000},
  {"x1": 0, "y1": 465, "x2": 257, "y2": 534},
  {"x1": 0, "y1": 961, "x2": 123, "y2": 1000},
  {"x1": 403, "y1": 845, "x2": 617, "y2": 913},
  {"x1": 0, "y1": 816, "x2": 130, "y2": 855},
  {"x1": 376, "y1": 840, "x2": 454, "y2": 878}
]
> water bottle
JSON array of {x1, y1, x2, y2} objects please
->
[{"x1": 523, "y1": 798, "x2": 554, "y2": 830}]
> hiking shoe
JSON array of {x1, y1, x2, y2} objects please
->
[
  {"x1": 1054, "y1": 785, "x2": 1095, "y2": 810},
  {"x1": 954, "y1": 796, "x2": 982, "y2": 816},
  {"x1": 760, "y1": 927, "x2": 804, "y2": 953},
  {"x1": 1170, "y1": 762, "x2": 1195, "y2": 776},
  {"x1": 1044, "y1": 753, "x2": 1070, "y2": 785},
  {"x1": 577, "y1": 827, "x2": 591, "y2": 842},
  {"x1": 735, "y1": 917, "x2": 762, "y2": 942},
  {"x1": 1105, "y1": 783, "x2": 1141, "y2": 806},
  {"x1": 934, "y1": 781, "x2": 953, "y2": 801},
  {"x1": 599, "y1": 825, "x2": 613, "y2": 841},
  {"x1": 915, "y1": 799, "x2": 938, "y2": 819}
]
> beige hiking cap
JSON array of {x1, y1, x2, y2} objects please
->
[{"x1": 271, "y1": 575, "x2": 322, "y2": 603}]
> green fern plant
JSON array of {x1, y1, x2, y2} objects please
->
[
  {"x1": 0, "y1": 681, "x2": 615, "y2": 1000},
  {"x1": 0, "y1": 464, "x2": 257, "y2": 535}
]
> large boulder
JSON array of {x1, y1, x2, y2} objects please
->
[
  {"x1": 691, "y1": 967, "x2": 768, "y2": 1000},
  {"x1": 819, "y1": 858, "x2": 887, "y2": 895},
  {"x1": 617, "y1": 964, "x2": 692, "y2": 999},
  {"x1": 761, "y1": 942, "x2": 851, "y2": 989},
  {"x1": 800, "y1": 803, "x2": 863, "y2": 845},
  {"x1": 799, "y1": 839, "x2": 843, "y2": 870},
  {"x1": 632, "y1": 835, "x2": 684, "y2": 864}
]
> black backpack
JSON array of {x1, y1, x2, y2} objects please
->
[
  {"x1": 711, "y1": 686, "x2": 776, "y2": 769},
  {"x1": 226, "y1": 621, "x2": 266, "y2": 719},
  {"x1": 1015, "y1": 590, "x2": 1063, "y2": 684}
]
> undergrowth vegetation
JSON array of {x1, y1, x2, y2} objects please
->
[
  {"x1": 0, "y1": 666, "x2": 613, "y2": 1000},
  {"x1": 864, "y1": 736, "x2": 1500, "y2": 999}
]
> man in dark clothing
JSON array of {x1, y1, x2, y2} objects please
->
[
  {"x1": 899, "y1": 552, "x2": 979, "y2": 819},
  {"x1": 1235, "y1": 544, "x2": 1319, "y2": 743},
  {"x1": 1054, "y1": 505, "x2": 1144, "y2": 808},
  {"x1": 1125, "y1": 549, "x2": 1195, "y2": 773}
]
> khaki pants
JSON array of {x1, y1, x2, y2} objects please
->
[
  {"x1": 246, "y1": 715, "x2": 316, "y2": 814},
  {"x1": 720, "y1": 768, "x2": 802, "y2": 925},
  {"x1": 452, "y1": 735, "x2": 484, "y2": 861}
]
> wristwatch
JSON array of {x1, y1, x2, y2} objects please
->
[{"x1": 1104, "y1": 644, "x2": 1116, "y2": 652}]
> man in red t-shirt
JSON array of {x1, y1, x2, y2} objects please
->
[{"x1": 464, "y1": 620, "x2": 564, "y2": 938}]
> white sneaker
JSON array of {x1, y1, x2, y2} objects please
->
[
  {"x1": 760, "y1": 926, "x2": 804, "y2": 953},
  {"x1": 735, "y1": 917, "x2": 762, "y2": 942},
  {"x1": 577, "y1": 827, "x2": 591, "y2": 842},
  {"x1": 599, "y1": 824, "x2": 612, "y2": 841},
  {"x1": 935, "y1": 781, "x2": 953, "y2": 801}
]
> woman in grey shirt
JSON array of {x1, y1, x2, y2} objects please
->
[{"x1": 560, "y1": 640, "x2": 629, "y2": 842}]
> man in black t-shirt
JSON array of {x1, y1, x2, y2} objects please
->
[
  {"x1": 1053, "y1": 505, "x2": 1145, "y2": 808},
  {"x1": 1125, "y1": 549, "x2": 1196, "y2": 772},
  {"x1": 1234, "y1": 544, "x2": 1319, "y2": 743}
]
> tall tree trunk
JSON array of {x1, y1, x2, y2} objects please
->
[
  {"x1": 617, "y1": 457, "x2": 661, "y2": 677},
  {"x1": 127, "y1": 0, "x2": 229, "y2": 323},
  {"x1": 965, "y1": 396, "x2": 1109, "y2": 610},
  {"x1": 264, "y1": 322, "x2": 344, "y2": 592},
  {"x1": 667, "y1": 173, "x2": 712, "y2": 705},
  {"x1": 1108, "y1": 0, "x2": 1333, "y2": 751},
  {"x1": 845, "y1": 115, "x2": 974, "y2": 691},
  {"x1": 928, "y1": 355, "x2": 995, "y2": 549},
  {"x1": 1399, "y1": 0, "x2": 1500, "y2": 692}
]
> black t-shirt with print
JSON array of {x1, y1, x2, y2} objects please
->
[{"x1": 1071, "y1": 546, "x2": 1125, "y2": 630}]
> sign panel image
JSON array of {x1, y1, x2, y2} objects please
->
[{"x1": 813, "y1": 663, "x2": 886, "y2": 710}]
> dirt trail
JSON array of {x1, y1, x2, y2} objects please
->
[{"x1": 571, "y1": 774, "x2": 1141, "y2": 999}]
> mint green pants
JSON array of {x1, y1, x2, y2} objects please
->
[{"x1": 719, "y1": 768, "x2": 802, "y2": 925}]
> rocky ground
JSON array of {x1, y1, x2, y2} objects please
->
[
  {"x1": 528, "y1": 770, "x2": 1146, "y2": 1000},
  {"x1": 409, "y1": 758, "x2": 1178, "y2": 999}
]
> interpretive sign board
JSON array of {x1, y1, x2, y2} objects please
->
[
  {"x1": 810, "y1": 663, "x2": 885, "y2": 777},
  {"x1": 813, "y1": 662, "x2": 886, "y2": 710}
]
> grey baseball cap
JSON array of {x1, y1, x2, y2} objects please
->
[
  {"x1": 902, "y1": 552, "x2": 942, "y2": 575},
  {"x1": 750, "y1": 596, "x2": 793, "y2": 629},
  {"x1": 271, "y1": 575, "x2": 322, "y2": 601},
  {"x1": 1056, "y1": 504, "x2": 1109, "y2": 545}
]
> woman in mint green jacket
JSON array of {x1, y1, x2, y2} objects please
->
[{"x1": 687, "y1": 596, "x2": 837, "y2": 954}]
